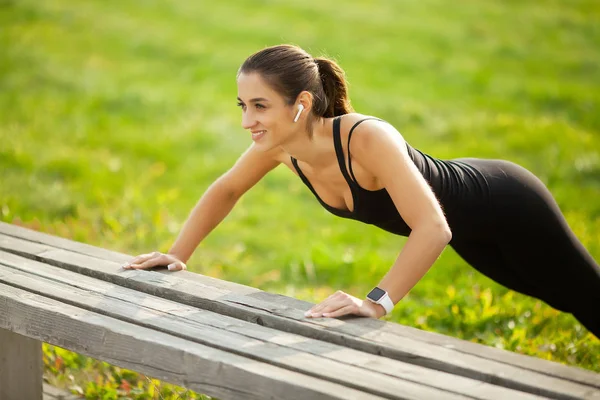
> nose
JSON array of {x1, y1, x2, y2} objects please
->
[{"x1": 241, "y1": 110, "x2": 257, "y2": 130}]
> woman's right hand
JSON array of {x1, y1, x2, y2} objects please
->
[{"x1": 122, "y1": 251, "x2": 187, "y2": 271}]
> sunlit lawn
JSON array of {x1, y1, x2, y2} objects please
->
[{"x1": 1, "y1": 0, "x2": 599, "y2": 397}]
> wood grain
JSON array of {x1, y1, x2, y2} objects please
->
[
  {"x1": 0, "y1": 283, "x2": 386, "y2": 400},
  {"x1": 4, "y1": 240, "x2": 595, "y2": 398},
  {"x1": 42, "y1": 384, "x2": 80, "y2": 400},
  {"x1": 0, "y1": 329, "x2": 43, "y2": 400},
  {"x1": 0, "y1": 250, "x2": 552, "y2": 400},
  {"x1": 1, "y1": 223, "x2": 599, "y2": 395},
  {"x1": 0, "y1": 256, "x2": 516, "y2": 399}
]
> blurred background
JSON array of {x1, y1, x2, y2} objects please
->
[{"x1": 1, "y1": 0, "x2": 599, "y2": 398}]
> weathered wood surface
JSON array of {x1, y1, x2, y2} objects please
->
[
  {"x1": 1, "y1": 226, "x2": 598, "y2": 396},
  {"x1": 1, "y1": 222, "x2": 599, "y2": 399},
  {"x1": 43, "y1": 384, "x2": 80, "y2": 400},
  {"x1": 0, "y1": 250, "x2": 550, "y2": 400},
  {"x1": 0, "y1": 258, "x2": 462, "y2": 400},
  {"x1": 0, "y1": 283, "x2": 386, "y2": 400},
  {"x1": 0, "y1": 328, "x2": 43, "y2": 400}
]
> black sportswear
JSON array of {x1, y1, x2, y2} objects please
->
[{"x1": 291, "y1": 116, "x2": 600, "y2": 337}]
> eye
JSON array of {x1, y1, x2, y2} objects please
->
[{"x1": 236, "y1": 102, "x2": 266, "y2": 110}]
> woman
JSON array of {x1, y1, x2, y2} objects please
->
[{"x1": 123, "y1": 44, "x2": 600, "y2": 337}]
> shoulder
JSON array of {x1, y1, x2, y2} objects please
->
[
  {"x1": 338, "y1": 113, "x2": 406, "y2": 154},
  {"x1": 337, "y1": 113, "x2": 414, "y2": 181}
]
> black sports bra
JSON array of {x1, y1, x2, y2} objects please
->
[
  {"x1": 291, "y1": 115, "x2": 490, "y2": 237},
  {"x1": 291, "y1": 116, "x2": 408, "y2": 232}
]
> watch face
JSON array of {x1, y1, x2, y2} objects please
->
[{"x1": 367, "y1": 287, "x2": 386, "y2": 302}]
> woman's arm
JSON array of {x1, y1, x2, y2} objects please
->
[
  {"x1": 124, "y1": 143, "x2": 282, "y2": 270},
  {"x1": 306, "y1": 119, "x2": 451, "y2": 318},
  {"x1": 356, "y1": 120, "x2": 452, "y2": 308}
]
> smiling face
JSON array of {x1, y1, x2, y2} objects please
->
[{"x1": 237, "y1": 72, "x2": 302, "y2": 150}]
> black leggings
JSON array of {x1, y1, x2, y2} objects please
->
[{"x1": 449, "y1": 160, "x2": 600, "y2": 338}]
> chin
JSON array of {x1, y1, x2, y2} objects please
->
[
  {"x1": 253, "y1": 138, "x2": 273, "y2": 151},
  {"x1": 254, "y1": 133, "x2": 281, "y2": 150}
]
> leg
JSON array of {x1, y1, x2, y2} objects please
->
[
  {"x1": 450, "y1": 240, "x2": 542, "y2": 299},
  {"x1": 452, "y1": 236, "x2": 600, "y2": 339},
  {"x1": 496, "y1": 218, "x2": 600, "y2": 338},
  {"x1": 490, "y1": 162, "x2": 600, "y2": 337}
]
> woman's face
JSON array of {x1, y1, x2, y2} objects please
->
[{"x1": 236, "y1": 72, "x2": 298, "y2": 150}]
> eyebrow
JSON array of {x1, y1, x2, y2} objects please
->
[{"x1": 236, "y1": 97, "x2": 270, "y2": 103}]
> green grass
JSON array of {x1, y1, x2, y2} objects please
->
[{"x1": 1, "y1": 0, "x2": 599, "y2": 397}]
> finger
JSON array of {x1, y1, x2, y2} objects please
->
[
  {"x1": 128, "y1": 255, "x2": 170, "y2": 270},
  {"x1": 305, "y1": 291, "x2": 346, "y2": 315},
  {"x1": 307, "y1": 299, "x2": 350, "y2": 317},
  {"x1": 323, "y1": 304, "x2": 357, "y2": 318},
  {"x1": 122, "y1": 252, "x2": 156, "y2": 268},
  {"x1": 319, "y1": 298, "x2": 352, "y2": 313},
  {"x1": 167, "y1": 261, "x2": 187, "y2": 271},
  {"x1": 309, "y1": 300, "x2": 335, "y2": 315},
  {"x1": 318, "y1": 292, "x2": 348, "y2": 310},
  {"x1": 135, "y1": 252, "x2": 158, "y2": 262},
  {"x1": 305, "y1": 302, "x2": 327, "y2": 316}
]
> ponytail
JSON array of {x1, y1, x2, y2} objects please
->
[{"x1": 314, "y1": 57, "x2": 354, "y2": 117}]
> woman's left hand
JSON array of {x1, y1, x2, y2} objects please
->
[{"x1": 304, "y1": 290, "x2": 386, "y2": 319}]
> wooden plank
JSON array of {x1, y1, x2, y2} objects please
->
[
  {"x1": 0, "y1": 251, "x2": 552, "y2": 400},
  {"x1": 0, "y1": 283, "x2": 386, "y2": 400},
  {"x1": 6, "y1": 243, "x2": 597, "y2": 399},
  {"x1": 42, "y1": 384, "x2": 63, "y2": 400},
  {"x1": 0, "y1": 255, "x2": 500, "y2": 400},
  {"x1": 0, "y1": 234, "x2": 592, "y2": 393},
  {"x1": 0, "y1": 222, "x2": 256, "y2": 300},
  {"x1": 0, "y1": 255, "x2": 595, "y2": 400},
  {"x1": 2, "y1": 222, "x2": 597, "y2": 388},
  {"x1": 0, "y1": 233, "x2": 52, "y2": 256},
  {"x1": 0, "y1": 222, "x2": 131, "y2": 263},
  {"x1": 0, "y1": 329, "x2": 43, "y2": 400},
  {"x1": 1, "y1": 225, "x2": 598, "y2": 392},
  {"x1": 42, "y1": 384, "x2": 80, "y2": 400}
]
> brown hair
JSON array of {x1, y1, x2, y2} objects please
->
[{"x1": 237, "y1": 44, "x2": 354, "y2": 137}]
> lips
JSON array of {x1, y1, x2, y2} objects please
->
[{"x1": 251, "y1": 130, "x2": 266, "y2": 141}]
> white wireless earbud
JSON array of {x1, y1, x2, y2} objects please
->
[{"x1": 293, "y1": 104, "x2": 304, "y2": 122}]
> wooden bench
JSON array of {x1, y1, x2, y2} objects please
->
[
  {"x1": 0, "y1": 221, "x2": 598, "y2": 400},
  {"x1": 42, "y1": 384, "x2": 80, "y2": 400}
]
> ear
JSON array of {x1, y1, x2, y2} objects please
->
[{"x1": 296, "y1": 91, "x2": 314, "y2": 113}]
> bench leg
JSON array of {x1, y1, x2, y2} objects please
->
[{"x1": 0, "y1": 329, "x2": 43, "y2": 400}]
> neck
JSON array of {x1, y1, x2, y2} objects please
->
[{"x1": 282, "y1": 117, "x2": 334, "y2": 168}]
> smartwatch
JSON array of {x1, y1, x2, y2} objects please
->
[{"x1": 366, "y1": 287, "x2": 394, "y2": 315}]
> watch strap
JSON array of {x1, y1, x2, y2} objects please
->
[{"x1": 379, "y1": 292, "x2": 394, "y2": 315}]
